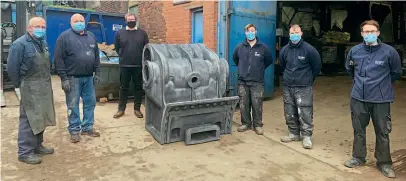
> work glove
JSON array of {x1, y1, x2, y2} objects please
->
[
  {"x1": 93, "y1": 74, "x2": 100, "y2": 86},
  {"x1": 62, "y1": 80, "x2": 71, "y2": 92}
]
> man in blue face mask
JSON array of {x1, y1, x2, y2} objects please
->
[
  {"x1": 232, "y1": 24, "x2": 273, "y2": 135},
  {"x1": 54, "y1": 13, "x2": 101, "y2": 143},
  {"x1": 7, "y1": 17, "x2": 56, "y2": 164},
  {"x1": 279, "y1": 24, "x2": 322, "y2": 149},
  {"x1": 344, "y1": 20, "x2": 402, "y2": 178}
]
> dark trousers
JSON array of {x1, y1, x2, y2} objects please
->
[
  {"x1": 274, "y1": 64, "x2": 281, "y2": 87},
  {"x1": 18, "y1": 104, "x2": 43, "y2": 156},
  {"x1": 283, "y1": 86, "x2": 313, "y2": 136},
  {"x1": 238, "y1": 83, "x2": 264, "y2": 128},
  {"x1": 350, "y1": 98, "x2": 392, "y2": 166},
  {"x1": 118, "y1": 67, "x2": 143, "y2": 111}
]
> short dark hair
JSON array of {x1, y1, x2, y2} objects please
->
[
  {"x1": 290, "y1": 24, "x2": 301, "y2": 28},
  {"x1": 245, "y1": 24, "x2": 256, "y2": 31},
  {"x1": 360, "y1": 20, "x2": 380, "y2": 31},
  {"x1": 125, "y1": 13, "x2": 137, "y2": 21}
]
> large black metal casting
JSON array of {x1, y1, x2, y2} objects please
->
[{"x1": 142, "y1": 43, "x2": 239, "y2": 145}]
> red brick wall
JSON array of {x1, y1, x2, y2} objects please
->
[
  {"x1": 137, "y1": 1, "x2": 218, "y2": 51},
  {"x1": 95, "y1": 1, "x2": 128, "y2": 14},
  {"x1": 201, "y1": 1, "x2": 218, "y2": 51},
  {"x1": 162, "y1": 1, "x2": 218, "y2": 51},
  {"x1": 138, "y1": 1, "x2": 167, "y2": 43}
]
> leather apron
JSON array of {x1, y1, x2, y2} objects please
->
[{"x1": 20, "y1": 41, "x2": 56, "y2": 135}]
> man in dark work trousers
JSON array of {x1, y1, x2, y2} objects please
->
[
  {"x1": 233, "y1": 24, "x2": 273, "y2": 135},
  {"x1": 113, "y1": 13, "x2": 149, "y2": 119},
  {"x1": 279, "y1": 24, "x2": 322, "y2": 149},
  {"x1": 7, "y1": 17, "x2": 55, "y2": 164},
  {"x1": 344, "y1": 20, "x2": 402, "y2": 178}
]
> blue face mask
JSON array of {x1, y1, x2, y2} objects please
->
[
  {"x1": 32, "y1": 28, "x2": 45, "y2": 39},
  {"x1": 246, "y1": 31, "x2": 256, "y2": 41},
  {"x1": 72, "y1": 22, "x2": 86, "y2": 32},
  {"x1": 363, "y1": 33, "x2": 377, "y2": 44},
  {"x1": 290, "y1": 33, "x2": 301, "y2": 42}
]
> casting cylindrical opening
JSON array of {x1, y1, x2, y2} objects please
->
[
  {"x1": 191, "y1": 77, "x2": 198, "y2": 83},
  {"x1": 142, "y1": 47, "x2": 153, "y2": 88},
  {"x1": 143, "y1": 47, "x2": 151, "y2": 62},
  {"x1": 143, "y1": 64, "x2": 150, "y2": 82}
]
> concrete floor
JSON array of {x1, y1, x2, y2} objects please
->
[{"x1": 1, "y1": 76, "x2": 405, "y2": 181}]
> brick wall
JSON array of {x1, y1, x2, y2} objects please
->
[
  {"x1": 138, "y1": 1, "x2": 167, "y2": 43},
  {"x1": 137, "y1": 1, "x2": 218, "y2": 51},
  {"x1": 162, "y1": 1, "x2": 218, "y2": 51},
  {"x1": 94, "y1": 1, "x2": 128, "y2": 14}
]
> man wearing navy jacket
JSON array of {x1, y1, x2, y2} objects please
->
[
  {"x1": 344, "y1": 20, "x2": 401, "y2": 178},
  {"x1": 279, "y1": 24, "x2": 322, "y2": 149},
  {"x1": 232, "y1": 24, "x2": 273, "y2": 135},
  {"x1": 54, "y1": 14, "x2": 101, "y2": 143}
]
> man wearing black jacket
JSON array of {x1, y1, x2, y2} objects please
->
[
  {"x1": 279, "y1": 24, "x2": 322, "y2": 149},
  {"x1": 113, "y1": 13, "x2": 149, "y2": 119},
  {"x1": 232, "y1": 24, "x2": 273, "y2": 135},
  {"x1": 54, "y1": 14, "x2": 101, "y2": 143}
]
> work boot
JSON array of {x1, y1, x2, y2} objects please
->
[
  {"x1": 237, "y1": 125, "x2": 250, "y2": 132},
  {"x1": 379, "y1": 164, "x2": 396, "y2": 178},
  {"x1": 81, "y1": 130, "x2": 100, "y2": 137},
  {"x1": 254, "y1": 127, "x2": 264, "y2": 135},
  {"x1": 113, "y1": 110, "x2": 125, "y2": 118},
  {"x1": 280, "y1": 133, "x2": 301, "y2": 143},
  {"x1": 34, "y1": 145, "x2": 54, "y2": 155},
  {"x1": 302, "y1": 136, "x2": 313, "y2": 149},
  {"x1": 18, "y1": 154, "x2": 41, "y2": 164},
  {"x1": 70, "y1": 133, "x2": 80, "y2": 143},
  {"x1": 344, "y1": 158, "x2": 365, "y2": 168},
  {"x1": 134, "y1": 110, "x2": 143, "y2": 118}
]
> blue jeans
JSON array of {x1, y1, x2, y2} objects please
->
[{"x1": 65, "y1": 76, "x2": 96, "y2": 134}]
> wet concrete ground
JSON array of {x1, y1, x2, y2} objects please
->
[{"x1": 1, "y1": 75, "x2": 405, "y2": 181}]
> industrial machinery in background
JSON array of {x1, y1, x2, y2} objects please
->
[
  {"x1": 142, "y1": 43, "x2": 239, "y2": 145},
  {"x1": 1, "y1": 22, "x2": 17, "y2": 91},
  {"x1": 1, "y1": 0, "x2": 30, "y2": 105},
  {"x1": 278, "y1": 1, "x2": 405, "y2": 75}
]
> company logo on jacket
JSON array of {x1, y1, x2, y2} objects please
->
[{"x1": 375, "y1": 60, "x2": 384, "y2": 65}]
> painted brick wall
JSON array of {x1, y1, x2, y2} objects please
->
[
  {"x1": 138, "y1": 1, "x2": 167, "y2": 43},
  {"x1": 95, "y1": 1, "x2": 128, "y2": 14}
]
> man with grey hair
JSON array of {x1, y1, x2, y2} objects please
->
[
  {"x1": 113, "y1": 13, "x2": 149, "y2": 119},
  {"x1": 279, "y1": 24, "x2": 322, "y2": 149},
  {"x1": 54, "y1": 13, "x2": 101, "y2": 143},
  {"x1": 7, "y1": 17, "x2": 56, "y2": 164}
]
